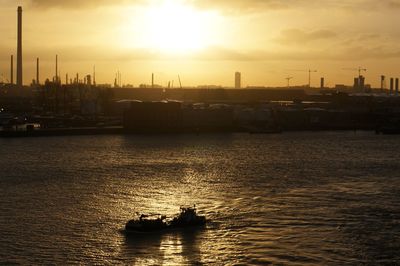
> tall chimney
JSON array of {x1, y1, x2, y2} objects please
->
[
  {"x1": 381, "y1": 75, "x2": 385, "y2": 91},
  {"x1": 17, "y1": 6, "x2": 23, "y2": 87},
  {"x1": 390, "y1": 78, "x2": 394, "y2": 95},
  {"x1": 320, "y1": 77, "x2": 325, "y2": 89},
  {"x1": 36, "y1": 58, "x2": 39, "y2": 85},
  {"x1": 10, "y1": 55, "x2": 14, "y2": 85},
  {"x1": 396, "y1": 78, "x2": 399, "y2": 95},
  {"x1": 55, "y1": 55, "x2": 58, "y2": 83},
  {"x1": 93, "y1": 65, "x2": 96, "y2": 86},
  {"x1": 152, "y1": 73, "x2": 154, "y2": 88}
]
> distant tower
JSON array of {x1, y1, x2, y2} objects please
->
[
  {"x1": 353, "y1": 77, "x2": 359, "y2": 90},
  {"x1": 36, "y1": 58, "x2": 40, "y2": 85},
  {"x1": 17, "y1": 6, "x2": 23, "y2": 87},
  {"x1": 390, "y1": 78, "x2": 394, "y2": 95},
  {"x1": 152, "y1": 73, "x2": 154, "y2": 88},
  {"x1": 93, "y1": 65, "x2": 96, "y2": 86},
  {"x1": 55, "y1": 55, "x2": 58, "y2": 83},
  {"x1": 359, "y1": 75, "x2": 365, "y2": 92},
  {"x1": 10, "y1": 55, "x2": 14, "y2": 85},
  {"x1": 320, "y1": 77, "x2": 325, "y2": 89},
  {"x1": 396, "y1": 78, "x2": 399, "y2": 95},
  {"x1": 235, "y1": 72, "x2": 241, "y2": 89},
  {"x1": 381, "y1": 75, "x2": 386, "y2": 91},
  {"x1": 86, "y1": 75, "x2": 92, "y2": 86}
]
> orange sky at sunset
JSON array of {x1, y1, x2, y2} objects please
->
[{"x1": 1, "y1": 0, "x2": 400, "y2": 87}]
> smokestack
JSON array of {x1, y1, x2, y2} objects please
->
[
  {"x1": 93, "y1": 65, "x2": 96, "y2": 86},
  {"x1": 152, "y1": 73, "x2": 154, "y2": 88},
  {"x1": 36, "y1": 58, "x2": 39, "y2": 85},
  {"x1": 320, "y1": 77, "x2": 325, "y2": 89},
  {"x1": 10, "y1": 55, "x2": 14, "y2": 85},
  {"x1": 17, "y1": 6, "x2": 23, "y2": 87},
  {"x1": 381, "y1": 75, "x2": 385, "y2": 91},
  {"x1": 396, "y1": 78, "x2": 399, "y2": 95},
  {"x1": 55, "y1": 55, "x2": 58, "y2": 83},
  {"x1": 86, "y1": 75, "x2": 92, "y2": 86},
  {"x1": 390, "y1": 78, "x2": 394, "y2": 95},
  {"x1": 66, "y1": 73, "x2": 68, "y2": 85}
]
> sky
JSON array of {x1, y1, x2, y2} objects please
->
[{"x1": 0, "y1": 0, "x2": 400, "y2": 88}]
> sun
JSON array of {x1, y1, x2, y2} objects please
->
[{"x1": 124, "y1": 1, "x2": 220, "y2": 54}]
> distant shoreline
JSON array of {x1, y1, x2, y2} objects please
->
[{"x1": 0, "y1": 127, "x2": 396, "y2": 138}]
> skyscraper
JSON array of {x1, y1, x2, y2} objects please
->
[{"x1": 235, "y1": 72, "x2": 241, "y2": 89}]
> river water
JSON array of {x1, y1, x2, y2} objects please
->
[{"x1": 0, "y1": 132, "x2": 399, "y2": 265}]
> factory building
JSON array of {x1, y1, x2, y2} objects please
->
[
  {"x1": 123, "y1": 101, "x2": 182, "y2": 133},
  {"x1": 123, "y1": 101, "x2": 235, "y2": 133}
]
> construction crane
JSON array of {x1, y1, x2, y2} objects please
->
[
  {"x1": 178, "y1": 75, "x2": 182, "y2": 89},
  {"x1": 285, "y1": 77, "x2": 293, "y2": 87},
  {"x1": 308, "y1": 69, "x2": 317, "y2": 88},
  {"x1": 342, "y1": 67, "x2": 367, "y2": 77},
  {"x1": 287, "y1": 69, "x2": 317, "y2": 87}
]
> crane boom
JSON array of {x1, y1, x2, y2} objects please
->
[
  {"x1": 342, "y1": 67, "x2": 367, "y2": 77},
  {"x1": 178, "y1": 75, "x2": 182, "y2": 89}
]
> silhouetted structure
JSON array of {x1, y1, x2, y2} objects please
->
[
  {"x1": 55, "y1": 55, "x2": 58, "y2": 83},
  {"x1": 381, "y1": 75, "x2": 386, "y2": 91},
  {"x1": 183, "y1": 104, "x2": 233, "y2": 132},
  {"x1": 86, "y1": 75, "x2": 92, "y2": 86},
  {"x1": 17, "y1": 6, "x2": 23, "y2": 87},
  {"x1": 235, "y1": 72, "x2": 241, "y2": 89},
  {"x1": 124, "y1": 102, "x2": 182, "y2": 133},
  {"x1": 123, "y1": 101, "x2": 235, "y2": 133},
  {"x1": 390, "y1": 78, "x2": 394, "y2": 95},
  {"x1": 353, "y1": 75, "x2": 366, "y2": 92},
  {"x1": 10, "y1": 55, "x2": 14, "y2": 85},
  {"x1": 36, "y1": 58, "x2": 40, "y2": 85}
]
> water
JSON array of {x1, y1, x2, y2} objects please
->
[{"x1": 1, "y1": 132, "x2": 399, "y2": 265}]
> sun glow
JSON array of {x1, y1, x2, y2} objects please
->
[{"x1": 124, "y1": 1, "x2": 221, "y2": 54}]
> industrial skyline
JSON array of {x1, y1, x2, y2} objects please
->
[{"x1": 1, "y1": 1, "x2": 400, "y2": 88}]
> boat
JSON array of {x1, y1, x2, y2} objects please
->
[
  {"x1": 124, "y1": 206, "x2": 206, "y2": 233},
  {"x1": 170, "y1": 206, "x2": 207, "y2": 228},
  {"x1": 125, "y1": 214, "x2": 168, "y2": 232}
]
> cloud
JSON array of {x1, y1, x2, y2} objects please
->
[
  {"x1": 275, "y1": 29, "x2": 337, "y2": 45},
  {"x1": 195, "y1": 0, "x2": 398, "y2": 13},
  {"x1": 25, "y1": 0, "x2": 400, "y2": 13},
  {"x1": 28, "y1": 0, "x2": 293, "y2": 9},
  {"x1": 193, "y1": 0, "x2": 293, "y2": 12},
  {"x1": 387, "y1": 0, "x2": 400, "y2": 8},
  {"x1": 28, "y1": 0, "x2": 131, "y2": 8}
]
